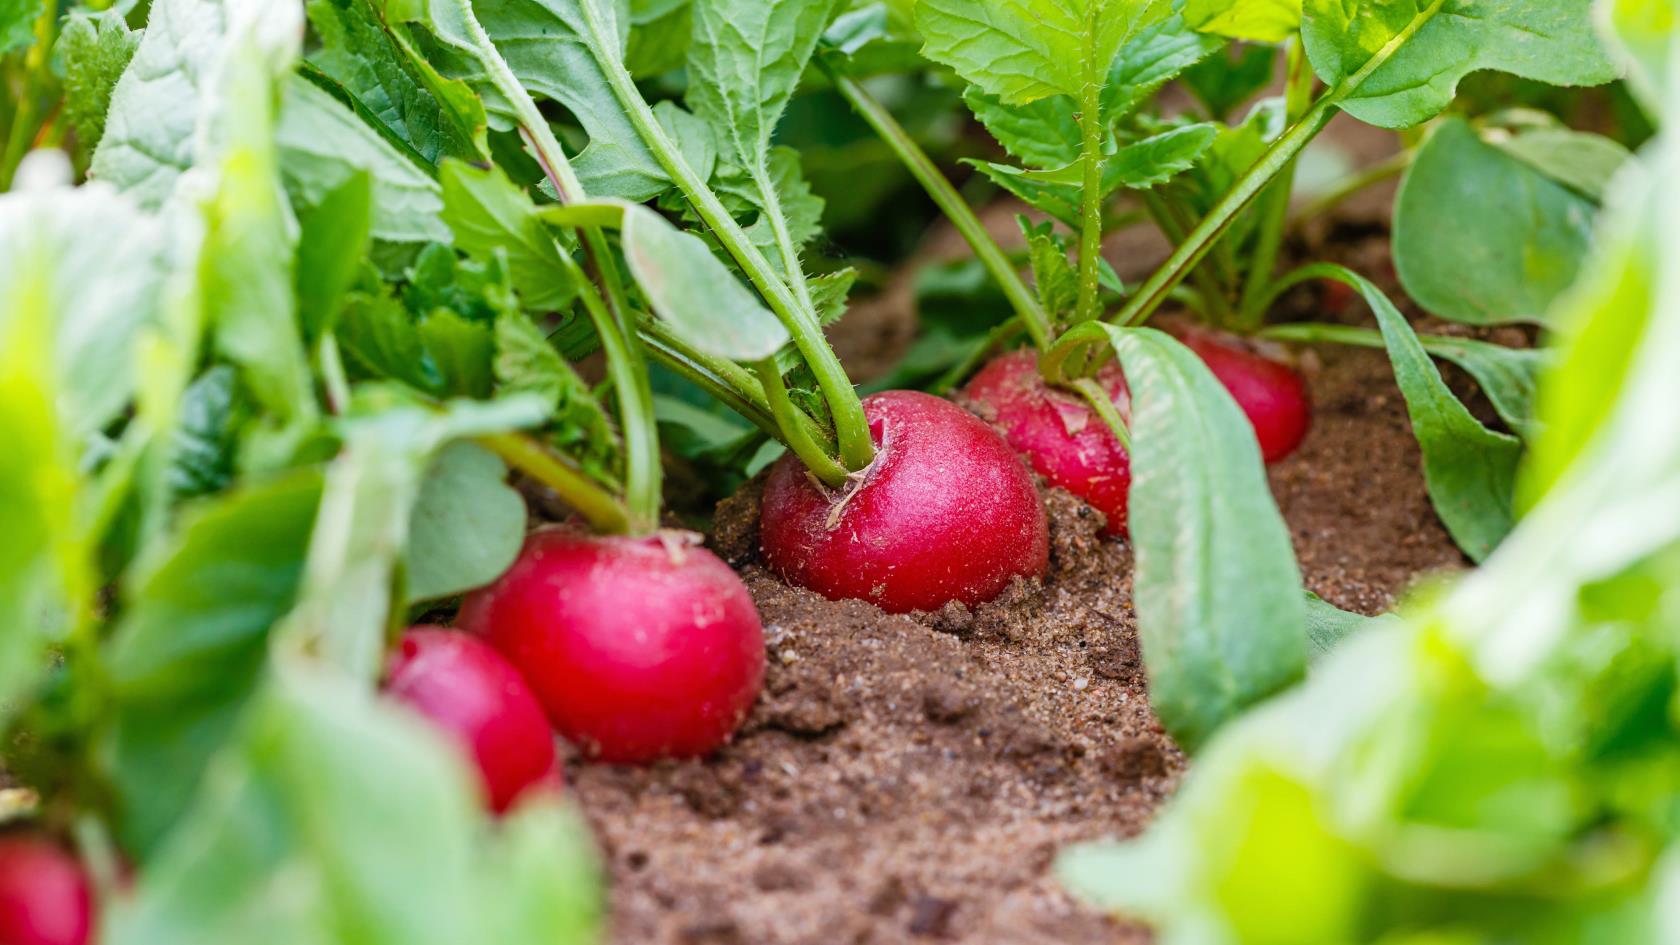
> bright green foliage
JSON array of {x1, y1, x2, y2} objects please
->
[
  {"x1": 1183, "y1": 0, "x2": 1300, "y2": 43},
  {"x1": 493, "y1": 307, "x2": 623, "y2": 484},
  {"x1": 0, "y1": 0, "x2": 39, "y2": 56},
  {"x1": 58, "y1": 10, "x2": 140, "y2": 162},
  {"x1": 1395, "y1": 118, "x2": 1605, "y2": 326},
  {"x1": 1303, "y1": 0, "x2": 1617, "y2": 129},
  {"x1": 915, "y1": 0, "x2": 1169, "y2": 104},
  {"x1": 1061, "y1": 123, "x2": 1680, "y2": 943},
  {"x1": 439, "y1": 160, "x2": 578, "y2": 310}
]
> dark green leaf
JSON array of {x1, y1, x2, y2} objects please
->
[
  {"x1": 166, "y1": 367, "x2": 250, "y2": 504},
  {"x1": 626, "y1": 0, "x2": 692, "y2": 76},
  {"x1": 1181, "y1": 43, "x2": 1276, "y2": 121},
  {"x1": 1308, "y1": 266, "x2": 1522, "y2": 562},
  {"x1": 1395, "y1": 118, "x2": 1599, "y2": 326},
  {"x1": 417, "y1": 309, "x2": 496, "y2": 398}
]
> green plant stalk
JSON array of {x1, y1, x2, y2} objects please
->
[
  {"x1": 825, "y1": 65, "x2": 1053, "y2": 349},
  {"x1": 1140, "y1": 191, "x2": 1237, "y2": 326},
  {"x1": 1110, "y1": 1, "x2": 1445, "y2": 331},
  {"x1": 754, "y1": 359, "x2": 851, "y2": 488},
  {"x1": 459, "y1": 11, "x2": 662, "y2": 532},
  {"x1": 1074, "y1": 41, "x2": 1108, "y2": 325},
  {"x1": 577, "y1": 3, "x2": 873, "y2": 474},
  {"x1": 479, "y1": 431, "x2": 633, "y2": 534},
  {"x1": 1236, "y1": 38, "x2": 1317, "y2": 330},
  {"x1": 1071, "y1": 377, "x2": 1131, "y2": 452}
]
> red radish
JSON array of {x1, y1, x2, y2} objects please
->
[
  {"x1": 759, "y1": 390, "x2": 1048, "y2": 613},
  {"x1": 459, "y1": 530, "x2": 765, "y2": 764},
  {"x1": 385, "y1": 628, "x2": 561, "y2": 813},
  {"x1": 1175, "y1": 326, "x2": 1312, "y2": 463},
  {"x1": 962, "y1": 350, "x2": 1132, "y2": 537},
  {"x1": 0, "y1": 836, "x2": 93, "y2": 945}
]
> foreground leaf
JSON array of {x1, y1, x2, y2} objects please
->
[{"x1": 403, "y1": 441, "x2": 526, "y2": 603}]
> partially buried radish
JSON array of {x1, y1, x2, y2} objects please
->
[
  {"x1": 459, "y1": 530, "x2": 765, "y2": 764},
  {"x1": 0, "y1": 835, "x2": 93, "y2": 945},
  {"x1": 760, "y1": 390, "x2": 1049, "y2": 613},
  {"x1": 1174, "y1": 325, "x2": 1312, "y2": 463},
  {"x1": 962, "y1": 350, "x2": 1132, "y2": 537},
  {"x1": 385, "y1": 627, "x2": 561, "y2": 812}
]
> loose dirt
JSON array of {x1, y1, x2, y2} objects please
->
[{"x1": 562, "y1": 218, "x2": 1480, "y2": 944}]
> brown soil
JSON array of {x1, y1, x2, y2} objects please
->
[{"x1": 567, "y1": 221, "x2": 1473, "y2": 945}]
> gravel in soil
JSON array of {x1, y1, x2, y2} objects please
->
[{"x1": 564, "y1": 227, "x2": 1476, "y2": 943}]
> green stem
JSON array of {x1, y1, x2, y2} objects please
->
[
  {"x1": 1140, "y1": 190, "x2": 1237, "y2": 326},
  {"x1": 1074, "y1": 46, "x2": 1107, "y2": 325},
  {"x1": 1109, "y1": 0, "x2": 1443, "y2": 330},
  {"x1": 579, "y1": 4, "x2": 872, "y2": 473},
  {"x1": 639, "y1": 322, "x2": 780, "y2": 436},
  {"x1": 755, "y1": 360, "x2": 851, "y2": 488},
  {"x1": 825, "y1": 65, "x2": 1053, "y2": 349},
  {"x1": 1236, "y1": 38, "x2": 1316, "y2": 330},
  {"x1": 1071, "y1": 377, "x2": 1131, "y2": 452},
  {"x1": 480, "y1": 432, "x2": 633, "y2": 534}
]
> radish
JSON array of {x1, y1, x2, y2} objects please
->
[
  {"x1": 1175, "y1": 325, "x2": 1312, "y2": 463},
  {"x1": 385, "y1": 628, "x2": 561, "y2": 813},
  {"x1": 0, "y1": 836, "x2": 93, "y2": 945},
  {"x1": 759, "y1": 390, "x2": 1049, "y2": 613},
  {"x1": 962, "y1": 350, "x2": 1133, "y2": 536},
  {"x1": 459, "y1": 530, "x2": 765, "y2": 764}
]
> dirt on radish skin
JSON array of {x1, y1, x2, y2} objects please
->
[{"x1": 566, "y1": 326, "x2": 1471, "y2": 945}]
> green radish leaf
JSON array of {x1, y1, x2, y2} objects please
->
[
  {"x1": 1395, "y1": 118, "x2": 1599, "y2": 327},
  {"x1": 1077, "y1": 324, "x2": 1307, "y2": 751},
  {"x1": 722, "y1": 147, "x2": 827, "y2": 277},
  {"x1": 1102, "y1": 12, "x2": 1226, "y2": 119},
  {"x1": 58, "y1": 10, "x2": 140, "y2": 163},
  {"x1": 439, "y1": 161, "x2": 578, "y2": 311},
  {"x1": 296, "y1": 171, "x2": 375, "y2": 343},
  {"x1": 166, "y1": 367, "x2": 250, "y2": 505},
  {"x1": 1183, "y1": 0, "x2": 1300, "y2": 43},
  {"x1": 968, "y1": 160, "x2": 1083, "y2": 228},
  {"x1": 392, "y1": 0, "x2": 668, "y2": 201},
  {"x1": 92, "y1": 0, "x2": 303, "y2": 207},
  {"x1": 1261, "y1": 322, "x2": 1548, "y2": 439},
  {"x1": 306, "y1": 0, "x2": 487, "y2": 165},
  {"x1": 279, "y1": 76, "x2": 451, "y2": 248},
  {"x1": 810, "y1": 268, "x2": 858, "y2": 327},
  {"x1": 403, "y1": 441, "x2": 525, "y2": 603},
  {"x1": 1304, "y1": 266, "x2": 1522, "y2": 562},
  {"x1": 963, "y1": 88, "x2": 1080, "y2": 170},
  {"x1": 626, "y1": 0, "x2": 694, "y2": 77},
  {"x1": 1494, "y1": 127, "x2": 1631, "y2": 203},
  {"x1": 101, "y1": 472, "x2": 324, "y2": 857},
  {"x1": 1302, "y1": 593, "x2": 1398, "y2": 661},
  {"x1": 1102, "y1": 122, "x2": 1219, "y2": 190},
  {"x1": 1302, "y1": 0, "x2": 1617, "y2": 130},
  {"x1": 493, "y1": 309, "x2": 622, "y2": 485},
  {"x1": 621, "y1": 206, "x2": 791, "y2": 361},
  {"x1": 915, "y1": 0, "x2": 1170, "y2": 105},
  {"x1": 417, "y1": 309, "x2": 496, "y2": 398},
  {"x1": 1022, "y1": 218, "x2": 1079, "y2": 320},
  {"x1": 105, "y1": 666, "x2": 601, "y2": 945}
]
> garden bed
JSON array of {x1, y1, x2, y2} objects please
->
[{"x1": 567, "y1": 223, "x2": 1471, "y2": 945}]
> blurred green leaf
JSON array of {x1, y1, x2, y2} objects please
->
[
  {"x1": 1183, "y1": 0, "x2": 1299, "y2": 42},
  {"x1": 296, "y1": 172, "x2": 375, "y2": 342},
  {"x1": 58, "y1": 9, "x2": 140, "y2": 163},
  {"x1": 403, "y1": 441, "x2": 525, "y2": 603},
  {"x1": 440, "y1": 161, "x2": 578, "y2": 311}
]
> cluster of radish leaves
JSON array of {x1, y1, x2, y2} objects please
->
[
  {"x1": 1060, "y1": 8, "x2": 1680, "y2": 937},
  {"x1": 817, "y1": 0, "x2": 1627, "y2": 749}
]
